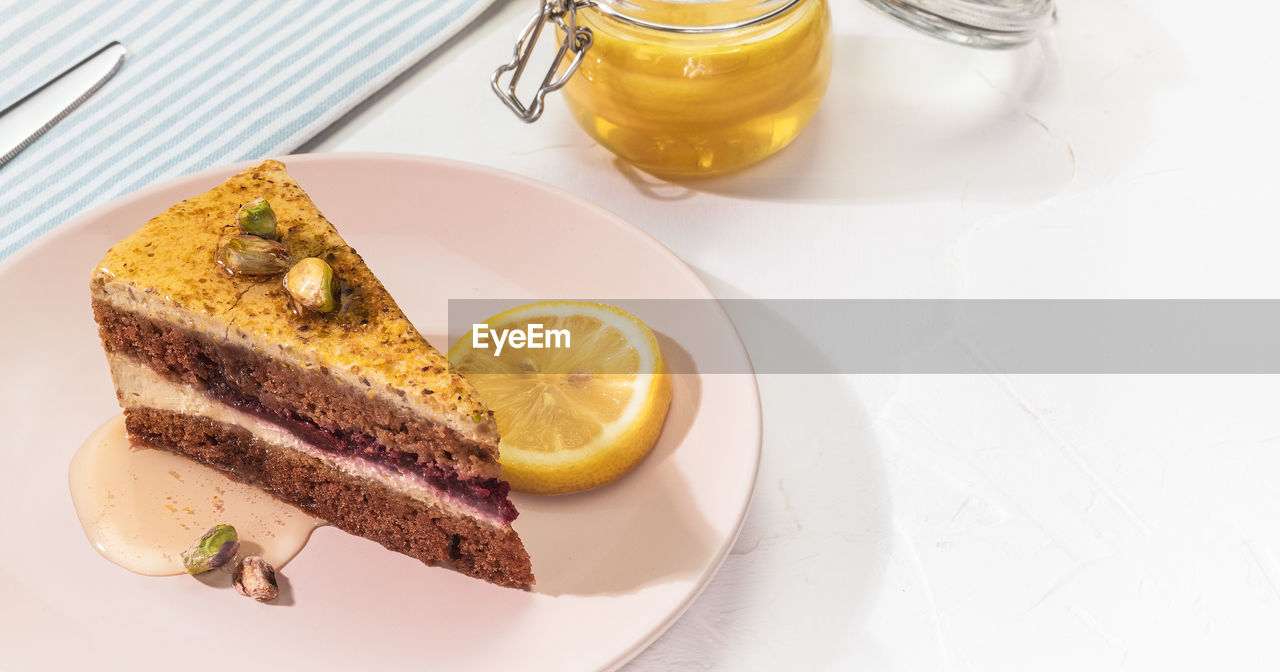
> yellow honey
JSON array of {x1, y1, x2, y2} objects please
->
[{"x1": 560, "y1": 0, "x2": 832, "y2": 176}]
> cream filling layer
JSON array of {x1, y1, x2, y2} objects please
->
[{"x1": 106, "y1": 353, "x2": 503, "y2": 527}]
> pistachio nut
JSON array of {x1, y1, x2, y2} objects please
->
[
  {"x1": 235, "y1": 198, "x2": 278, "y2": 239},
  {"x1": 217, "y1": 234, "x2": 291, "y2": 276},
  {"x1": 233, "y1": 556, "x2": 279, "y2": 602},
  {"x1": 181, "y1": 524, "x2": 240, "y2": 574},
  {"x1": 284, "y1": 257, "x2": 338, "y2": 313}
]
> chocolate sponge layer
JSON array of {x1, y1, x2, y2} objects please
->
[
  {"x1": 125, "y1": 407, "x2": 533, "y2": 588},
  {"x1": 92, "y1": 298, "x2": 499, "y2": 480}
]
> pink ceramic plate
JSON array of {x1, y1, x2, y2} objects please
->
[{"x1": 0, "y1": 154, "x2": 760, "y2": 670}]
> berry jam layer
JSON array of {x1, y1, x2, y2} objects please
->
[{"x1": 204, "y1": 379, "x2": 517, "y2": 524}]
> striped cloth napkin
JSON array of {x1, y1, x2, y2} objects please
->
[{"x1": 0, "y1": 0, "x2": 495, "y2": 261}]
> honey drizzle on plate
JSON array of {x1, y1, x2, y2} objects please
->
[{"x1": 69, "y1": 415, "x2": 325, "y2": 576}]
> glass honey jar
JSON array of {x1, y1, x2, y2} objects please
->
[{"x1": 493, "y1": 0, "x2": 833, "y2": 177}]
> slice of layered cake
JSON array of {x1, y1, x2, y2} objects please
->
[{"x1": 89, "y1": 160, "x2": 533, "y2": 588}]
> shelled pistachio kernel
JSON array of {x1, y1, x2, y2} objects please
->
[
  {"x1": 284, "y1": 257, "x2": 338, "y2": 313},
  {"x1": 181, "y1": 524, "x2": 240, "y2": 574},
  {"x1": 235, "y1": 198, "x2": 278, "y2": 239},
  {"x1": 217, "y1": 234, "x2": 291, "y2": 276},
  {"x1": 233, "y1": 556, "x2": 280, "y2": 602}
]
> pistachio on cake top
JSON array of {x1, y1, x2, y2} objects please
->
[{"x1": 90, "y1": 160, "x2": 498, "y2": 455}]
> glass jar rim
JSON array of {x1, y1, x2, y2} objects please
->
[{"x1": 587, "y1": 0, "x2": 806, "y2": 33}]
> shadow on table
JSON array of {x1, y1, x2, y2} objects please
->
[
  {"x1": 686, "y1": 33, "x2": 1071, "y2": 204},
  {"x1": 613, "y1": 2, "x2": 1185, "y2": 206},
  {"x1": 626, "y1": 272, "x2": 898, "y2": 669}
]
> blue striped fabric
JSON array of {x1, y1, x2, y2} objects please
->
[{"x1": 0, "y1": 0, "x2": 495, "y2": 261}]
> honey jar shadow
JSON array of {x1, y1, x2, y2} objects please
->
[
  {"x1": 628, "y1": 9, "x2": 1179, "y2": 205},
  {"x1": 643, "y1": 33, "x2": 1068, "y2": 203}
]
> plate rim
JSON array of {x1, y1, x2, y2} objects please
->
[{"x1": 4, "y1": 152, "x2": 761, "y2": 671}]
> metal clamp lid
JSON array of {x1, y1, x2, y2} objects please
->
[{"x1": 491, "y1": 0, "x2": 594, "y2": 122}]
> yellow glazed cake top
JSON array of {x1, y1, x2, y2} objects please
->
[{"x1": 91, "y1": 160, "x2": 498, "y2": 449}]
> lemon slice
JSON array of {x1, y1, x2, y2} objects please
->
[{"x1": 448, "y1": 302, "x2": 672, "y2": 495}]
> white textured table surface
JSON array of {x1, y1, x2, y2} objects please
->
[{"x1": 308, "y1": 1, "x2": 1280, "y2": 669}]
